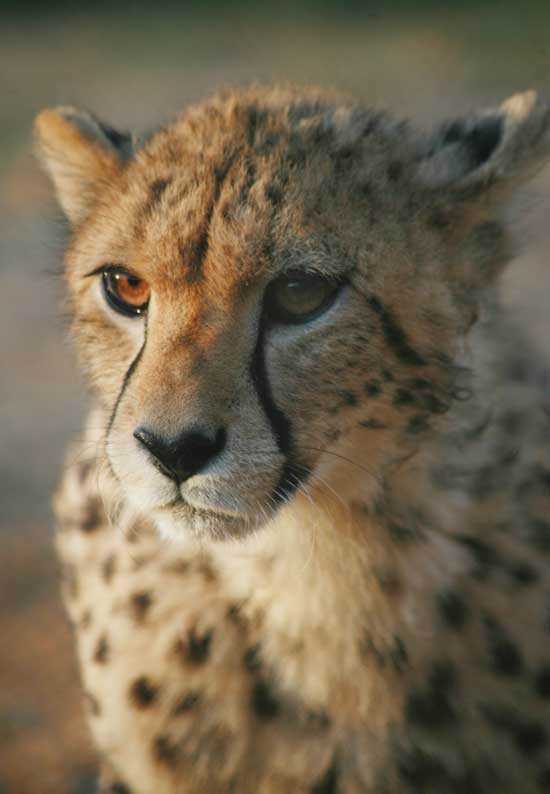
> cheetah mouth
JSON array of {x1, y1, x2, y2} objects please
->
[{"x1": 156, "y1": 495, "x2": 260, "y2": 539}]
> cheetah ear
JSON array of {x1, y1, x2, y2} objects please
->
[
  {"x1": 416, "y1": 91, "x2": 550, "y2": 203},
  {"x1": 34, "y1": 106, "x2": 133, "y2": 225}
]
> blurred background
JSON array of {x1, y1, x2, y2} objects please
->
[{"x1": 1, "y1": 1, "x2": 550, "y2": 791}]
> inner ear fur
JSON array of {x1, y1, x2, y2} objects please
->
[{"x1": 34, "y1": 106, "x2": 132, "y2": 226}]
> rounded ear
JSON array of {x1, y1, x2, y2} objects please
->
[
  {"x1": 34, "y1": 106, "x2": 133, "y2": 225},
  {"x1": 415, "y1": 91, "x2": 550, "y2": 203}
]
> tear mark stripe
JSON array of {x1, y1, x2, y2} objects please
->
[
  {"x1": 107, "y1": 316, "x2": 148, "y2": 438},
  {"x1": 367, "y1": 294, "x2": 426, "y2": 366}
]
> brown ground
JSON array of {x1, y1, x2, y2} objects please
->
[{"x1": 1, "y1": 3, "x2": 550, "y2": 792}]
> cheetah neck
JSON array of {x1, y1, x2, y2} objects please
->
[{"x1": 209, "y1": 450, "x2": 468, "y2": 717}]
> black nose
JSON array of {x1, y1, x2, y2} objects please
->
[{"x1": 133, "y1": 426, "x2": 226, "y2": 484}]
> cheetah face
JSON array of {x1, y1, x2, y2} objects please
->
[{"x1": 36, "y1": 88, "x2": 550, "y2": 539}]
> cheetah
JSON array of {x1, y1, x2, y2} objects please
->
[{"x1": 35, "y1": 85, "x2": 550, "y2": 793}]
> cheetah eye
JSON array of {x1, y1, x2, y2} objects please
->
[
  {"x1": 264, "y1": 271, "x2": 341, "y2": 325},
  {"x1": 101, "y1": 266, "x2": 150, "y2": 318}
]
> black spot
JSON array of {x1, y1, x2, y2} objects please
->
[
  {"x1": 153, "y1": 735, "x2": 179, "y2": 766},
  {"x1": 333, "y1": 145, "x2": 355, "y2": 175},
  {"x1": 393, "y1": 389, "x2": 415, "y2": 407},
  {"x1": 101, "y1": 554, "x2": 116, "y2": 583},
  {"x1": 110, "y1": 783, "x2": 132, "y2": 794},
  {"x1": 367, "y1": 295, "x2": 426, "y2": 366},
  {"x1": 77, "y1": 458, "x2": 94, "y2": 484},
  {"x1": 410, "y1": 377, "x2": 432, "y2": 390},
  {"x1": 172, "y1": 690, "x2": 201, "y2": 715},
  {"x1": 538, "y1": 768, "x2": 550, "y2": 790},
  {"x1": 251, "y1": 679, "x2": 280, "y2": 720},
  {"x1": 186, "y1": 627, "x2": 213, "y2": 664},
  {"x1": 376, "y1": 568, "x2": 402, "y2": 595},
  {"x1": 508, "y1": 561, "x2": 539, "y2": 586},
  {"x1": 389, "y1": 522, "x2": 418, "y2": 543},
  {"x1": 437, "y1": 589, "x2": 470, "y2": 630},
  {"x1": 466, "y1": 465, "x2": 499, "y2": 500},
  {"x1": 148, "y1": 177, "x2": 171, "y2": 207},
  {"x1": 360, "y1": 418, "x2": 387, "y2": 430},
  {"x1": 360, "y1": 633, "x2": 386, "y2": 667},
  {"x1": 82, "y1": 497, "x2": 102, "y2": 532},
  {"x1": 93, "y1": 635, "x2": 109, "y2": 664},
  {"x1": 80, "y1": 609, "x2": 92, "y2": 630},
  {"x1": 340, "y1": 390, "x2": 358, "y2": 406},
  {"x1": 129, "y1": 676, "x2": 158, "y2": 708},
  {"x1": 244, "y1": 644, "x2": 262, "y2": 672},
  {"x1": 483, "y1": 616, "x2": 523, "y2": 677},
  {"x1": 405, "y1": 661, "x2": 457, "y2": 728},
  {"x1": 516, "y1": 722, "x2": 547, "y2": 756},
  {"x1": 527, "y1": 520, "x2": 550, "y2": 554},
  {"x1": 498, "y1": 409, "x2": 524, "y2": 436},
  {"x1": 534, "y1": 665, "x2": 550, "y2": 699},
  {"x1": 287, "y1": 142, "x2": 306, "y2": 168},
  {"x1": 481, "y1": 703, "x2": 547, "y2": 756},
  {"x1": 131, "y1": 591, "x2": 153, "y2": 622},
  {"x1": 226, "y1": 603, "x2": 245, "y2": 625},
  {"x1": 311, "y1": 759, "x2": 339, "y2": 793},
  {"x1": 457, "y1": 536, "x2": 498, "y2": 578},
  {"x1": 429, "y1": 210, "x2": 451, "y2": 229},
  {"x1": 390, "y1": 636, "x2": 409, "y2": 672},
  {"x1": 163, "y1": 558, "x2": 190, "y2": 575},
  {"x1": 181, "y1": 155, "x2": 236, "y2": 281},
  {"x1": 306, "y1": 709, "x2": 332, "y2": 730},
  {"x1": 266, "y1": 184, "x2": 283, "y2": 206},
  {"x1": 364, "y1": 380, "x2": 381, "y2": 397},
  {"x1": 422, "y1": 393, "x2": 449, "y2": 414},
  {"x1": 198, "y1": 561, "x2": 218, "y2": 583},
  {"x1": 451, "y1": 769, "x2": 485, "y2": 794},
  {"x1": 397, "y1": 745, "x2": 446, "y2": 787},
  {"x1": 407, "y1": 414, "x2": 430, "y2": 435},
  {"x1": 387, "y1": 160, "x2": 403, "y2": 181}
]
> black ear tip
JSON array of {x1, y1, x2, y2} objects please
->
[
  {"x1": 97, "y1": 119, "x2": 133, "y2": 158},
  {"x1": 440, "y1": 115, "x2": 503, "y2": 168},
  {"x1": 466, "y1": 116, "x2": 503, "y2": 167}
]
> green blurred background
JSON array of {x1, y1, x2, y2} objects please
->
[{"x1": 1, "y1": 2, "x2": 550, "y2": 792}]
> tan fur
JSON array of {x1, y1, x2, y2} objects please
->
[{"x1": 38, "y1": 86, "x2": 550, "y2": 793}]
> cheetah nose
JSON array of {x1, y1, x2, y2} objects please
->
[{"x1": 133, "y1": 426, "x2": 226, "y2": 484}]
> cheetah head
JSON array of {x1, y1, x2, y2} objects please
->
[{"x1": 36, "y1": 86, "x2": 550, "y2": 540}]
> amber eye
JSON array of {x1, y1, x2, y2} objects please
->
[
  {"x1": 264, "y1": 271, "x2": 341, "y2": 325},
  {"x1": 101, "y1": 267, "x2": 150, "y2": 318}
]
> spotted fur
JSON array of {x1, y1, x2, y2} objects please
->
[{"x1": 37, "y1": 85, "x2": 550, "y2": 793}]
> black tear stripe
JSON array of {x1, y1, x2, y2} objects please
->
[
  {"x1": 106, "y1": 317, "x2": 148, "y2": 439},
  {"x1": 250, "y1": 326, "x2": 309, "y2": 509},
  {"x1": 367, "y1": 295, "x2": 426, "y2": 367}
]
